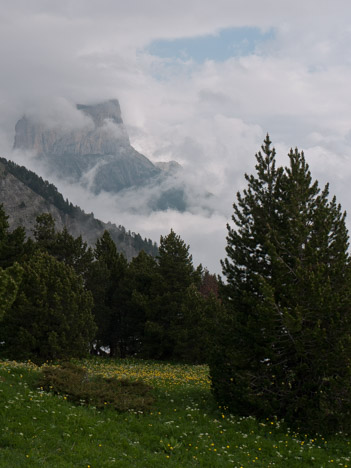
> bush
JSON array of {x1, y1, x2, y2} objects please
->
[{"x1": 37, "y1": 362, "x2": 154, "y2": 412}]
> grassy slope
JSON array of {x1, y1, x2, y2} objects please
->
[{"x1": 0, "y1": 358, "x2": 350, "y2": 468}]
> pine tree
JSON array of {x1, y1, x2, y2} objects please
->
[
  {"x1": 158, "y1": 229, "x2": 199, "y2": 293},
  {"x1": 86, "y1": 231, "x2": 128, "y2": 356},
  {"x1": 142, "y1": 229, "x2": 201, "y2": 360},
  {"x1": 173, "y1": 284, "x2": 224, "y2": 363},
  {"x1": 0, "y1": 204, "x2": 26, "y2": 268},
  {"x1": 33, "y1": 214, "x2": 94, "y2": 281},
  {"x1": 33, "y1": 212, "x2": 57, "y2": 252},
  {"x1": 118, "y1": 250, "x2": 158, "y2": 356},
  {"x1": 0, "y1": 251, "x2": 96, "y2": 361},
  {"x1": 53, "y1": 227, "x2": 94, "y2": 280},
  {"x1": 210, "y1": 135, "x2": 351, "y2": 433}
]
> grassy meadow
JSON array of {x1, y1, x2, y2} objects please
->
[{"x1": 0, "y1": 358, "x2": 350, "y2": 467}]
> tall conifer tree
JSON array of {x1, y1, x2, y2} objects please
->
[
  {"x1": 210, "y1": 136, "x2": 351, "y2": 432},
  {"x1": 87, "y1": 231, "x2": 128, "y2": 356},
  {"x1": 143, "y1": 230, "x2": 201, "y2": 360}
]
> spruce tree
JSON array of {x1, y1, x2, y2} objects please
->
[{"x1": 210, "y1": 135, "x2": 351, "y2": 433}]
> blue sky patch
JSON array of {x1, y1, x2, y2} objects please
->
[{"x1": 146, "y1": 27, "x2": 274, "y2": 63}]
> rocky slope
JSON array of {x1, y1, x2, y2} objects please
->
[
  {"x1": 13, "y1": 99, "x2": 161, "y2": 194},
  {"x1": 0, "y1": 158, "x2": 158, "y2": 259}
]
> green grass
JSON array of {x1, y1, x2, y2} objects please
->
[{"x1": 0, "y1": 358, "x2": 350, "y2": 467}]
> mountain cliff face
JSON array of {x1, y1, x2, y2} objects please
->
[
  {"x1": 14, "y1": 99, "x2": 127, "y2": 156},
  {"x1": 13, "y1": 99, "x2": 161, "y2": 194},
  {"x1": 0, "y1": 158, "x2": 158, "y2": 260}
]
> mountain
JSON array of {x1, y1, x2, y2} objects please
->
[
  {"x1": 0, "y1": 157, "x2": 158, "y2": 259},
  {"x1": 12, "y1": 98, "x2": 213, "y2": 214},
  {"x1": 13, "y1": 99, "x2": 161, "y2": 194},
  {"x1": 154, "y1": 160, "x2": 182, "y2": 175}
]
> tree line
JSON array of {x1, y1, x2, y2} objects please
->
[
  {"x1": 2, "y1": 134, "x2": 351, "y2": 433},
  {"x1": 0, "y1": 210, "x2": 220, "y2": 364}
]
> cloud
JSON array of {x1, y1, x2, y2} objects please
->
[
  {"x1": 2, "y1": 0, "x2": 351, "y2": 273},
  {"x1": 24, "y1": 97, "x2": 95, "y2": 131}
]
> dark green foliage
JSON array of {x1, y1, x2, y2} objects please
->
[
  {"x1": 142, "y1": 230, "x2": 205, "y2": 361},
  {"x1": 210, "y1": 135, "x2": 351, "y2": 433},
  {"x1": 50, "y1": 217, "x2": 92, "y2": 274},
  {"x1": 0, "y1": 263, "x2": 23, "y2": 320},
  {"x1": 172, "y1": 284, "x2": 224, "y2": 363},
  {"x1": 158, "y1": 229, "x2": 200, "y2": 292},
  {"x1": 117, "y1": 250, "x2": 159, "y2": 356},
  {"x1": 37, "y1": 362, "x2": 154, "y2": 412},
  {"x1": 129, "y1": 232, "x2": 158, "y2": 256},
  {"x1": 0, "y1": 251, "x2": 96, "y2": 361},
  {"x1": 0, "y1": 205, "x2": 26, "y2": 319},
  {"x1": 54, "y1": 227, "x2": 94, "y2": 279},
  {"x1": 108, "y1": 226, "x2": 158, "y2": 259},
  {"x1": 33, "y1": 212, "x2": 56, "y2": 251},
  {"x1": 33, "y1": 214, "x2": 94, "y2": 280},
  {"x1": 87, "y1": 231, "x2": 128, "y2": 356},
  {"x1": 0, "y1": 204, "x2": 26, "y2": 268},
  {"x1": 87, "y1": 248, "x2": 158, "y2": 358}
]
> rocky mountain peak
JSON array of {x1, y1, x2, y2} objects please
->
[
  {"x1": 76, "y1": 99, "x2": 123, "y2": 127},
  {"x1": 13, "y1": 98, "x2": 130, "y2": 157},
  {"x1": 12, "y1": 98, "x2": 161, "y2": 194},
  {"x1": 11, "y1": 98, "x2": 190, "y2": 212}
]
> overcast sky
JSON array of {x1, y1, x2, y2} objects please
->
[{"x1": 2, "y1": 0, "x2": 351, "y2": 273}]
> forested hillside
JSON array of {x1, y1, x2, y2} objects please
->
[{"x1": 0, "y1": 158, "x2": 158, "y2": 259}]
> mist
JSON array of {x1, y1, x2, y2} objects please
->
[{"x1": 2, "y1": 1, "x2": 351, "y2": 273}]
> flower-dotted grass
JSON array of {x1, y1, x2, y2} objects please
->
[{"x1": 0, "y1": 358, "x2": 350, "y2": 467}]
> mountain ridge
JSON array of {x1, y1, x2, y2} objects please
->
[{"x1": 0, "y1": 157, "x2": 158, "y2": 259}]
